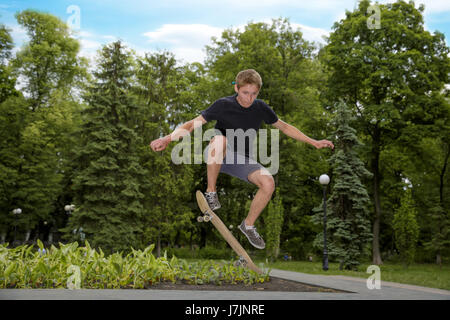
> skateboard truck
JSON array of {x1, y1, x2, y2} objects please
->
[{"x1": 197, "y1": 211, "x2": 212, "y2": 223}]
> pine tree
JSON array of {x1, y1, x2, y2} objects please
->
[
  {"x1": 67, "y1": 41, "x2": 147, "y2": 253},
  {"x1": 313, "y1": 100, "x2": 373, "y2": 270}
]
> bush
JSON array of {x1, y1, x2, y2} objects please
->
[
  {"x1": 393, "y1": 188, "x2": 420, "y2": 267},
  {"x1": 165, "y1": 247, "x2": 198, "y2": 259},
  {"x1": 198, "y1": 246, "x2": 232, "y2": 259},
  {"x1": 0, "y1": 240, "x2": 269, "y2": 288}
]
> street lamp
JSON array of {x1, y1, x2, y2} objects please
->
[
  {"x1": 319, "y1": 174, "x2": 330, "y2": 271},
  {"x1": 65, "y1": 204, "x2": 75, "y2": 215},
  {"x1": 12, "y1": 208, "x2": 22, "y2": 246}
]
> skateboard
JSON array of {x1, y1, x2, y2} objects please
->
[{"x1": 195, "y1": 190, "x2": 263, "y2": 274}]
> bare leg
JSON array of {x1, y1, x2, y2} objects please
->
[
  {"x1": 246, "y1": 169, "x2": 275, "y2": 226},
  {"x1": 206, "y1": 135, "x2": 227, "y2": 193}
]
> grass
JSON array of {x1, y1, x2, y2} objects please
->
[{"x1": 266, "y1": 260, "x2": 450, "y2": 291}]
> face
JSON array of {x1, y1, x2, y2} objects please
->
[{"x1": 234, "y1": 84, "x2": 260, "y2": 108}]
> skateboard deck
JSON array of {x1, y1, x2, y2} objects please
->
[{"x1": 196, "y1": 190, "x2": 262, "y2": 274}]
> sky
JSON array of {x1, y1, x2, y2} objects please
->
[{"x1": 1, "y1": 0, "x2": 449, "y2": 65}]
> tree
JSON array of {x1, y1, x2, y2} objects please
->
[
  {"x1": 0, "y1": 23, "x2": 18, "y2": 103},
  {"x1": 393, "y1": 187, "x2": 420, "y2": 267},
  {"x1": 313, "y1": 101, "x2": 373, "y2": 270},
  {"x1": 1, "y1": 11, "x2": 86, "y2": 244},
  {"x1": 0, "y1": 24, "x2": 20, "y2": 242},
  {"x1": 407, "y1": 134, "x2": 450, "y2": 265},
  {"x1": 67, "y1": 41, "x2": 147, "y2": 253},
  {"x1": 15, "y1": 93, "x2": 72, "y2": 242},
  {"x1": 265, "y1": 187, "x2": 284, "y2": 261},
  {"x1": 13, "y1": 9, "x2": 86, "y2": 110},
  {"x1": 134, "y1": 51, "x2": 196, "y2": 256},
  {"x1": 322, "y1": 0, "x2": 450, "y2": 264},
  {"x1": 0, "y1": 96, "x2": 27, "y2": 242}
]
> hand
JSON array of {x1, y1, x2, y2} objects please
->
[
  {"x1": 314, "y1": 139, "x2": 334, "y2": 150},
  {"x1": 150, "y1": 136, "x2": 170, "y2": 152}
]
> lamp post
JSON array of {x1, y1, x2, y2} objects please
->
[
  {"x1": 79, "y1": 227, "x2": 85, "y2": 241},
  {"x1": 12, "y1": 208, "x2": 22, "y2": 246},
  {"x1": 319, "y1": 174, "x2": 330, "y2": 271},
  {"x1": 65, "y1": 204, "x2": 84, "y2": 242}
]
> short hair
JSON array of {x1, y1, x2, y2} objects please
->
[{"x1": 235, "y1": 69, "x2": 262, "y2": 90}]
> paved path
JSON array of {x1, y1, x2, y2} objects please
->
[{"x1": 1, "y1": 268, "x2": 449, "y2": 300}]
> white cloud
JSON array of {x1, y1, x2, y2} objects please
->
[
  {"x1": 78, "y1": 38, "x2": 102, "y2": 61},
  {"x1": 143, "y1": 24, "x2": 223, "y2": 46},
  {"x1": 171, "y1": 47, "x2": 207, "y2": 64},
  {"x1": 78, "y1": 37, "x2": 102, "y2": 50},
  {"x1": 142, "y1": 24, "x2": 223, "y2": 63},
  {"x1": 69, "y1": 30, "x2": 103, "y2": 63},
  {"x1": 291, "y1": 23, "x2": 330, "y2": 44}
]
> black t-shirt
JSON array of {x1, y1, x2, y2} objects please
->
[{"x1": 201, "y1": 94, "x2": 278, "y2": 157}]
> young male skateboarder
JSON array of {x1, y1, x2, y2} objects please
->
[{"x1": 150, "y1": 69, "x2": 334, "y2": 249}]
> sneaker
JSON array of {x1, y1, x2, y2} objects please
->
[
  {"x1": 238, "y1": 220, "x2": 265, "y2": 249},
  {"x1": 204, "y1": 191, "x2": 221, "y2": 210}
]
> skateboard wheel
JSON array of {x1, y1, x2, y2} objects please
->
[
  {"x1": 234, "y1": 256, "x2": 247, "y2": 267},
  {"x1": 197, "y1": 216, "x2": 204, "y2": 223},
  {"x1": 203, "y1": 215, "x2": 211, "y2": 222}
]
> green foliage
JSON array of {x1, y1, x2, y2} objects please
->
[
  {"x1": 0, "y1": 241, "x2": 269, "y2": 288},
  {"x1": 13, "y1": 9, "x2": 86, "y2": 110},
  {"x1": 0, "y1": 24, "x2": 17, "y2": 103},
  {"x1": 265, "y1": 188, "x2": 284, "y2": 261},
  {"x1": 133, "y1": 51, "x2": 196, "y2": 255},
  {"x1": 67, "y1": 41, "x2": 147, "y2": 253},
  {"x1": 393, "y1": 188, "x2": 420, "y2": 267},
  {"x1": 0, "y1": 96, "x2": 27, "y2": 235},
  {"x1": 0, "y1": 10, "x2": 87, "y2": 243}
]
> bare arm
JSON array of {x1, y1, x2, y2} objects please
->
[
  {"x1": 272, "y1": 119, "x2": 334, "y2": 149},
  {"x1": 150, "y1": 115, "x2": 207, "y2": 152}
]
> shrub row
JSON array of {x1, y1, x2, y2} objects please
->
[{"x1": 0, "y1": 241, "x2": 269, "y2": 289}]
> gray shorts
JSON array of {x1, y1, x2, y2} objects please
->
[{"x1": 206, "y1": 144, "x2": 264, "y2": 184}]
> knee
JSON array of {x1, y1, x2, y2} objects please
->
[
  {"x1": 260, "y1": 175, "x2": 275, "y2": 194},
  {"x1": 249, "y1": 169, "x2": 275, "y2": 193}
]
